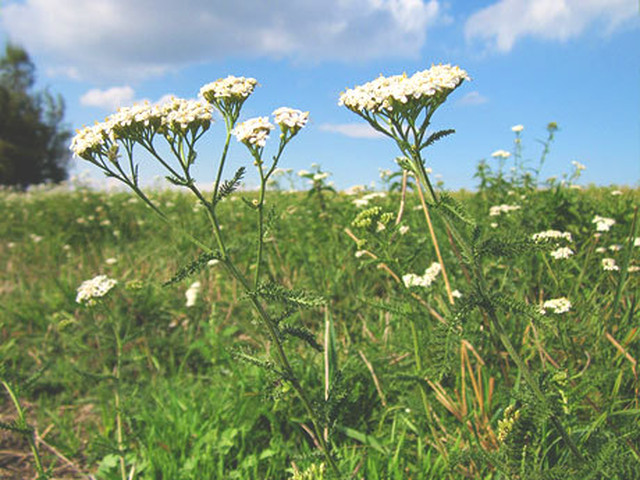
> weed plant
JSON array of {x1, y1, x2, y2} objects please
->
[{"x1": 1, "y1": 68, "x2": 639, "y2": 479}]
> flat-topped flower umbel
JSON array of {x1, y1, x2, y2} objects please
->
[{"x1": 339, "y1": 64, "x2": 469, "y2": 114}]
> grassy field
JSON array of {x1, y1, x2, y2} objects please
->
[{"x1": 1, "y1": 175, "x2": 639, "y2": 479}]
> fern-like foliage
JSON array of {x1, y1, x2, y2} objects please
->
[
  {"x1": 434, "y1": 192, "x2": 477, "y2": 228},
  {"x1": 474, "y1": 234, "x2": 541, "y2": 260},
  {"x1": 230, "y1": 348, "x2": 277, "y2": 373},
  {"x1": 214, "y1": 167, "x2": 245, "y2": 204},
  {"x1": 419, "y1": 128, "x2": 455, "y2": 150},
  {"x1": 253, "y1": 282, "x2": 326, "y2": 309},
  {"x1": 163, "y1": 251, "x2": 221, "y2": 286},
  {"x1": 280, "y1": 325, "x2": 323, "y2": 352}
]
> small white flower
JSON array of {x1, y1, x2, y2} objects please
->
[
  {"x1": 200, "y1": 76, "x2": 257, "y2": 102},
  {"x1": 490, "y1": 222, "x2": 498, "y2": 228},
  {"x1": 595, "y1": 247, "x2": 606, "y2": 253},
  {"x1": 7, "y1": 242, "x2": 15, "y2": 249},
  {"x1": 592, "y1": 215, "x2": 615, "y2": 232},
  {"x1": 550, "y1": 247, "x2": 574, "y2": 260},
  {"x1": 399, "y1": 225, "x2": 410, "y2": 235},
  {"x1": 403, "y1": 262, "x2": 441, "y2": 288},
  {"x1": 355, "y1": 250, "x2": 367, "y2": 258},
  {"x1": 489, "y1": 204, "x2": 521, "y2": 216},
  {"x1": 185, "y1": 281, "x2": 202, "y2": 307},
  {"x1": 602, "y1": 258, "x2": 619, "y2": 271},
  {"x1": 272, "y1": 107, "x2": 309, "y2": 133},
  {"x1": 29, "y1": 234, "x2": 43, "y2": 243},
  {"x1": 634, "y1": 237, "x2": 640, "y2": 247},
  {"x1": 207, "y1": 259, "x2": 220, "y2": 267},
  {"x1": 627, "y1": 265, "x2": 640, "y2": 273},
  {"x1": 608, "y1": 244, "x2": 622, "y2": 252},
  {"x1": 541, "y1": 297, "x2": 571, "y2": 314},
  {"x1": 76, "y1": 275, "x2": 117, "y2": 306},
  {"x1": 491, "y1": 149, "x2": 511, "y2": 159},
  {"x1": 571, "y1": 160, "x2": 586, "y2": 171},
  {"x1": 313, "y1": 172, "x2": 330, "y2": 181},
  {"x1": 452, "y1": 290, "x2": 462, "y2": 298},
  {"x1": 297, "y1": 169, "x2": 310, "y2": 177},
  {"x1": 610, "y1": 190, "x2": 623, "y2": 196},
  {"x1": 105, "y1": 257, "x2": 118, "y2": 265},
  {"x1": 511, "y1": 124, "x2": 524, "y2": 133},
  {"x1": 232, "y1": 117, "x2": 274, "y2": 148}
]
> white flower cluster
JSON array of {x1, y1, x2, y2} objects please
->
[
  {"x1": 339, "y1": 64, "x2": 470, "y2": 113},
  {"x1": 550, "y1": 247, "x2": 574, "y2": 260},
  {"x1": 272, "y1": 107, "x2": 309, "y2": 133},
  {"x1": 511, "y1": 125, "x2": 524, "y2": 133},
  {"x1": 403, "y1": 262, "x2": 442, "y2": 288},
  {"x1": 540, "y1": 297, "x2": 571, "y2": 315},
  {"x1": 231, "y1": 117, "x2": 274, "y2": 148},
  {"x1": 601, "y1": 258, "x2": 619, "y2": 271},
  {"x1": 159, "y1": 97, "x2": 213, "y2": 131},
  {"x1": 199, "y1": 76, "x2": 257, "y2": 102},
  {"x1": 76, "y1": 274, "x2": 117, "y2": 306},
  {"x1": 352, "y1": 191, "x2": 387, "y2": 207},
  {"x1": 313, "y1": 172, "x2": 330, "y2": 181},
  {"x1": 70, "y1": 98, "x2": 213, "y2": 159},
  {"x1": 70, "y1": 122, "x2": 113, "y2": 159},
  {"x1": 531, "y1": 230, "x2": 573, "y2": 242},
  {"x1": 185, "y1": 281, "x2": 202, "y2": 307},
  {"x1": 571, "y1": 160, "x2": 586, "y2": 171},
  {"x1": 491, "y1": 150, "x2": 511, "y2": 159},
  {"x1": 592, "y1": 215, "x2": 615, "y2": 232},
  {"x1": 489, "y1": 204, "x2": 521, "y2": 216}
]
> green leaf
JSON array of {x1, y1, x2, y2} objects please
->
[
  {"x1": 214, "y1": 167, "x2": 245, "y2": 204},
  {"x1": 254, "y1": 283, "x2": 326, "y2": 309},
  {"x1": 163, "y1": 251, "x2": 221, "y2": 287}
]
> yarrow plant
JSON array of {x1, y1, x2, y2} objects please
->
[
  {"x1": 76, "y1": 274, "x2": 117, "y2": 306},
  {"x1": 340, "y1": 63, "x2": 588, "y2": 468},
  {"x1": 541, "y1": 297, "x2": 572, "y2": 314},
  {"x1": 71, "y1": 76, "x2": 341, "y2": 475}
]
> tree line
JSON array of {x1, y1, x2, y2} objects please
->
[{"x1": 0, "y1": 43, "x2": 71, "y2": 188}]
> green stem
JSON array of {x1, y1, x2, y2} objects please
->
[
  {"x1": 212, "y1": 123, "x2": 234, "y2": 206},
  {"x1": 409, "y1": 321, "x2": 449, "y2": 462},
  {"x1": 469, "y1": 259, "x2": 585, "y2": 462},
  {"x1": 112, "y1": 323, "x2": 127, "y2": 480},
  {"x1": 222, "y1": 260, "x2": 341, "y2": 476},
  {"x1": 2, "y1": 380, "x2": 48, "y2": 479}
]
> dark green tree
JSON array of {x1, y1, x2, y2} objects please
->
[{"x1": 0, "y1": 43, "x2": 72, "y2": 188}]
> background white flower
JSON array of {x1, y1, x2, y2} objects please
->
[{"x1": 76, "y1": 275, "x2": 117, "y2": 306}]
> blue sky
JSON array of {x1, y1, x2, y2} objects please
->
[{"x1": 1, "y1": 0, "x2": 638, "y2": 190}]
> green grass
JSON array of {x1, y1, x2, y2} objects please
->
[{"x1": 1, "y1": 181, "x2": 639, "y2": 479}]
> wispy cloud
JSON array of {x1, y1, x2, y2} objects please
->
[
  {"x1": 457, "y1": 91, "x2": 488, "y2": 106},
  {"x1": 319, "y1": 123, "x2": 385, "y2": 139},
  {"x1": 80, "y1": 86, "x2": 135, "y2": 110},
  {"x1": 465, "y1": 0, "x2": 638, "y2": 53},
  {"x1": 3, "y1": 0, "x2": 443, "y2": 81}
]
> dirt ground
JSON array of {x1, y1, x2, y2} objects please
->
[{"x1": 1, "y1": 402, "x2": 91, "y2": 480}]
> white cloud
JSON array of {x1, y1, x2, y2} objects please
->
[
  {"x1": 319, "y1": 123, "x2": 386, "y2": 139},
  {"x1": 465, "y1": 0, "x2": 638, "y2": 53},
  {"x1": 80, "y1": 86, "x2": 135, "y2": 110},
  {"x1": 3, "y1": 0, "x2": 442, "y2": 81},
  {"x1": 457, "y1": 91, "x2": 488, "y2": 106}
]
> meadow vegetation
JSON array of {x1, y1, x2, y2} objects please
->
[{"x1": 1, "y1": 69, "x2": 639, "y2": 479}]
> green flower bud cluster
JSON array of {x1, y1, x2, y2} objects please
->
[
  {"x1": 497, "y1": 404, "x2": 521, "y2": 442},
  {"x1": 352, "y1": 206, "x2": 393, "y2": 232}
]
